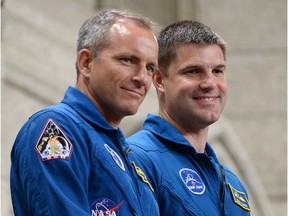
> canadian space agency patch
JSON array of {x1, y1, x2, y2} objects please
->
[
  {"x1": 35, "y1": 119, "x2": 73, "y2": 161},
  {"x1": 179, "y1": 168, "x2": 205, "y2": 195},
  {"x1": 90, "y1": 198, "x2": 123, "y2": 216}
]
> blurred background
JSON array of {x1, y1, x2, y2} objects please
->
[{"x1": 1, "y1": 0, "x2": 287, "y2": 215}]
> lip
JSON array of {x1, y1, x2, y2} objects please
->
[
  {"x1": 122, "y1": 87, "x2": 144, "y2": 97},
  {"x1": 193, "y1": 96, "x2": 219, "y2": 101},
  {"x1": 193, "y1": 96, "x2": 220, "y2": 103}
]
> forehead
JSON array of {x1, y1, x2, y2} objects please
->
[
  {"x1": 109, "y1": 19, "x2": 153, "y2": 39},
  {"x1": 101, "y1": 19, "x2": 158, "y2": 59},
  {"x1": 110, "y1": 19, "x2": 132, "y2": 35},
  {"x1": 173, "y1": 43, "x2": 225, "y2": 67}
]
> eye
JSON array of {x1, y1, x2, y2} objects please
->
[
  {"x1": 213, "y1": 69, "x2": 224, "y2": 76},
  {"x1": 121, "y1": 57, "x2": 133, "y2": 64},
  {"x1": 184, "y1": 69, "x2": 200, "y2": 75},
  {"x1": 147, "y1": 66, "x2": 155, "y2": 73},
  {"x1": 189, "y1": 69, "x2": 199, "y2": 73}
]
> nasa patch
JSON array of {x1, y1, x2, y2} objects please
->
[
  {"x1": 179, "y1": 168, "x2": 205, "y2": 195},
  {"x1": 90, "y1": 198, "x2": 123, "y2": 216},
  {"x1": 104, "y1": 144, "x2": 125, "y2": 171},
  {"x1": 35, "y1": 119, "x2": 73, "y2": 161}
]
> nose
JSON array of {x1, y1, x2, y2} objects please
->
[
  {"x1": 199, "y1": 72, "x2": 216, "y2": 90},
  {"x1": 132, "y1": 66, "x2": 151, "y2": 87}
]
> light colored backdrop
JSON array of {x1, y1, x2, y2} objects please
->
[{"x1": 2, "y1": 0, "x2": 287, "y2": 215}]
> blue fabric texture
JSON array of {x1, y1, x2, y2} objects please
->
[
  {"x1": 127, "y1": 114, "x2": 251, "y2": 216},
  {"x1": 10, "y1": 87, "x2": 159, "y2": 216}
]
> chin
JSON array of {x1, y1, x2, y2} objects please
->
[
  {"x1": 123, "y1": 108, "x2": 138, "y2": 117},
  {"x1": 208, "y1": 116, "x2": 221, "y2": 124},
  {"x1": 200, "y1": 113, "x2": 220, "y2": 125}
]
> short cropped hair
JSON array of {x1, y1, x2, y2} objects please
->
[
  {"x1": 157, "y1": 20, "x2": 226, "y2": 75},
  {"x1": 76, "y1": 9, "x2": 156, "y2": 76}
]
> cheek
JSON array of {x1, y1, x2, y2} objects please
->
[
  {"x1": 145, "y1": 79, "x2": 153, "y2": 92},
  {"x1": 220, "y1": 82, "x2": 228, "y2": 96}
]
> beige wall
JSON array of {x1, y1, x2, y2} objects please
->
[{"x1": 2, "y1": 0, "x2": 286, "y2": 215}]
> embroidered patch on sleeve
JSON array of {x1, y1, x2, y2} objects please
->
[
  {"x1": 35, "y1": 119, "x2": 73, "y2": 161},
  {"x1": 132, "y1": 161, "x2": 154, "y2": 192},
  {"x1": 228, "y1": 183, "x2": 251, "y2": 212}
]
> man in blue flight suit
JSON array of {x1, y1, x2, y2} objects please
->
[
  {"x1": 127, "y1": 20, "x2": 251, "y2": 215},
  {"x1": 10, "y1": 9, "x2": 159, "y2": 216}
]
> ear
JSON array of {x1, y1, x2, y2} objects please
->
[
  {"x1": 152, "y1": 69, "x2": 165, "y2": 93},
  {"x1": 76, "y1": 49, "x2": 94, "y2": 78}
]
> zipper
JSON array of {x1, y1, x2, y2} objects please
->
[
  {"x1": 99, "y1": 131, "x2": 139, "y2": 216},
  {"x1": 220, "y1": 165, "x2": 226, "y2": 216},
  {"x1": 124, "y1": 147, "x2": 142, "y2": 215},
  {"x1": 98, "y1": 156, "x2": 138, "y2": 215},
  {"x1": 124, "y1": 147, "x2": 142, "y2": 195},
  {"x1": 197, "y1": 153, "x2": 226, "y2": 215}
]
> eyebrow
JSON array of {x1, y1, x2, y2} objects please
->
[
  {"x1": 120, "y1": 53, "x2": 158, "y2": 68},
  {"x1": 215, "y1": 64, "x2": 226, "y2": 69},
  {"x1": 184, "y1": 63, "x2": 226, "y2": 69},
  {"x1": 178, "y1": 63, "x2": 226, "y2": 73}
]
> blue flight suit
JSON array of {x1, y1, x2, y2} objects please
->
[
  {"x1": 10, "y1": 87, "x2": 159, "y2": 216},
  {"x1": 127, "y1": 114, "x2": 251, "y2": 216}
]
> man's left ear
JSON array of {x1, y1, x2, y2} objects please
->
[
  {"x1": 76, "y1": 49, "x2": 94, "y2": 78},
  {"x1": 152, "y1": 69, "x2": 165, "y2": 92}
]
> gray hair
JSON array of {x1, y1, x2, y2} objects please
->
[
  {"x1": 157, "y1": 20, "x2": 226, "y2": 74},
  {"x1": 76, "y1": 9, "x2": 156, "y2": 76}
]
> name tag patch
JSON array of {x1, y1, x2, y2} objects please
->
[
  {"x1": 179, "y1": 168, "x2": 205, "y2": 195},
  {"x1": 35, "y1": 119, "x2": 73, "y2": 161},
  {"x1": 104, "y1": 144, "x2": 125, "y2": 171}
]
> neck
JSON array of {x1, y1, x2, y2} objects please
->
[
  {"x1": 159, "y1": 110, "x2": 208, "y2": 153},
  {"x1": 75, "y1": 83, "x2": 122, "y2": 129},
  {"x1": 182, "y1": 128, "x2": 208, "y2": 153}
]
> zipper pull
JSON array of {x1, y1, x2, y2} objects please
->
[{"x1": 125, "y1": 147, "x2": 131, "y2": 159}]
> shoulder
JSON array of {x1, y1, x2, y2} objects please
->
[
  {"x1": 127, "y1": 129, "x2": 169, "y2": 176},
  {"x1": 127, "y1": 130, "x2": 162, "y2": 152},
  {"x1": 18, "y1": 105, "x2": 76, "y2": 141},
  {"x1": 222, "y1": 164, "x2": 248, "y2": 192},
  {"x1": 12, "y1": 104, "x2": 89, "y2": 162}
]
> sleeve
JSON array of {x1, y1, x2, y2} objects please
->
[{"x1": 10, "y1": 111, "x2": 91, "y2": 216}]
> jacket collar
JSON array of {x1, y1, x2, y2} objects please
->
[{"x1": 143, "y1": 113, "x2": 219, "y2": 162}]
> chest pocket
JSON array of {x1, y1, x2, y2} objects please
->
[
  {"x1": 88, "y1": 142, "x2": 141, "y2": 215},
  {"x1": 95, "y1": 143, "x2": 136, "y2": 197},
  {"x1": 161, "y1": 171, "x2": 228, "y2": 216},
  {"x1": 95, "y1": 144, "x2": 160, "y2": 215}
]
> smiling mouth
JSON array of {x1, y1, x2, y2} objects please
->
[
  {"x1": 194, "y1": 97, "x2": 218, "y2": 101},
  {"x1": 123, "y1": 88, "x2": 143, "y2": 97}
]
